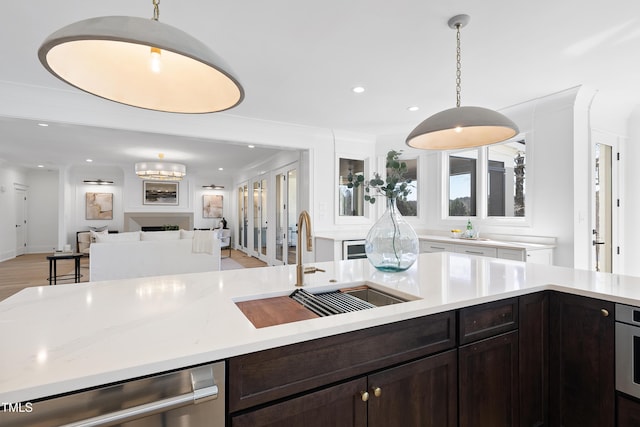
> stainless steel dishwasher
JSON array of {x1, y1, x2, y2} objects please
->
[{"x1": 2, "y1": 361, "x2": 225, "y2": 427}]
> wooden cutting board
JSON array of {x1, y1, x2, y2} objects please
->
[{"x1": 236, "y1": 296, "x2": 320, "y2": 328}]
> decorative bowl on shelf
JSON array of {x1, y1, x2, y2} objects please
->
[{"x1": 450, "y1": 229, "x2": 463, "y2": 239}]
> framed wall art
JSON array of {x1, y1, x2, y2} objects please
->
[
  {"x1": 86, "y1": 192, "x2": 113, "y2": 220},
  {"x1": 203, "y1": 194, "x2": 223, "y2": 218},
  {"x1": 143, "y1": 181, "x2": 179, "y2": 205}
]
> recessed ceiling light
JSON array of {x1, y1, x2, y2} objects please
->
[
  {"x1": 37, "y1": 123, "x2": 49, "y2": 127},
  {"x1": 86, "y1": 159, "x2": 93, "y2": 163},
  {"x1": 37, "y1": 164, "x2": 44, "y2": 168},
  {"x1": 352, "y1": 86, "x2": 365, "y2": 94},
  {"x1": 218, "y1": 167, "x2": 224, "y2": 171},
  {"x1": 248, "y1": 145, "x2": 255, "y2": 148},
  {"x1": 407, "y1": 106, "x2": 420, "y2": 112}
]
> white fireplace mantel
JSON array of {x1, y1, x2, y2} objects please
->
[{"x1": 123, "y1": 212, "x2": 194, "y2": 232}]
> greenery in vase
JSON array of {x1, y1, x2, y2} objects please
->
[{"x1": 346, "y1": 150, "x2": 413, "y2": 203}]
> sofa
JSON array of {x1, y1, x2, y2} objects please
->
[{"x1": 89, "y1": 230, "x2": 221, "y2": 281}]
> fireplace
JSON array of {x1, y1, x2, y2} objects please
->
[{"x1": 123, "y1": 212, "x2": 193, "y2": 232}]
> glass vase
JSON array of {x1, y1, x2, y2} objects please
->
[{"x1": 365, "y1": 198, "x2": 419, "y2": 272}]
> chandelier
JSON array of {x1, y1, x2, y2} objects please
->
[{"x1": 135, "y1": 154, "x2": 186, "y2": 181}]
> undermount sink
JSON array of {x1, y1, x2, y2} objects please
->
[{"x1": 235, "y1": 282, "x2": 420, "y2": 328}]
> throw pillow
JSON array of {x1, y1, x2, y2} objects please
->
[{"x1": 89, "y1": 229, "x2": 108, "y2": 243}]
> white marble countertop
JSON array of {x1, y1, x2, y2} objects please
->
[{"x1": 0, "y1": 252, "x2": 637, "y2": 404}]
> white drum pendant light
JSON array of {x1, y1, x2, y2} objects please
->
[
  {"x1": 38, "y1": 0, "x2": 244, "y2": 113},
  {"x1": 406, "y1": 14, "x2": 518, "y2": 150}
]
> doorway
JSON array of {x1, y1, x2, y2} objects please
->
[
  {"x1": 15, "y1": 187, "x2": 27, "y2": 256},
  {"x1": 592, "y1": 142, "x2": 617, "y2": 273}
]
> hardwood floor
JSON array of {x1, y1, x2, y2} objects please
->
[{"x1": 0, "y1": 249, "x2": 267, "y2": 302}]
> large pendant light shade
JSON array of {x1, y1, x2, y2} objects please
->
[
  {"x1": 38, "y1": 11, "x2": 244, "y2": 113},
  {"x1": 406, "y1": 14, "x2": 518, "y2": 150},
  {"x1": 406, "y1": 105, "x2": 519, "y2": 150}
]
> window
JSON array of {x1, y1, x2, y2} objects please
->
[
  {"x1": 390, "y1": 158, "x2": 418, "y2": 217},
  {"x1": 446, "y1": 137, "x2": 526, "y2": 220},
  {"x1": 487, "y1": 140, "x2": 525, "y2": 217},
  {"x1": 448, "y1": 150, "x2": 477, "y2": 217},
  {"x1": 338, "y1": 158, "x2": 365, "y2": 216}
]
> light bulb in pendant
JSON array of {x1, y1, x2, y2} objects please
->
[
  {"x1": 454, "y1": 126, "x2": 463, "y2": 133},
  {"x1": 150, "y1": 47, "x2": 161, "y2": 73}
]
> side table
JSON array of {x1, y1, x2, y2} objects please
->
[{"x1": 47, "y1": 253, "x2": 83, "y2": 285}]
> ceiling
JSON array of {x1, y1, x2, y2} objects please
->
[{"x1": 1, "y1": 1, "x2": 639, "y2": 176}]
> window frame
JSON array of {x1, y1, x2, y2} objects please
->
[
  {"x1": 441, "y1": 135, "x2": 531, "y2": 227},
  {"x1": 335, "y1": 154, "x2": 373, "y2": 225}
]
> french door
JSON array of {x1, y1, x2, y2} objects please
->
[
  {"x1": 273, "y1": 166, "x2": 298, "y2": 265},
  {"x1": 252, "y1": 176, "x2": 268, "y2": 262},
  {"x1": 237, "y1": 183, "x2": 249, "y2": 252}
]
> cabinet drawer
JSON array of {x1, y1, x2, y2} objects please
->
[
  {"x1": 454, "y1": 244, "x2": 498, "y2": 258},
  {"x1": 459, "y1": 298, "x2": 519, "y2": 345},
  {"x1": 420, "y1": 240, "x2": 455, "y2": 253},
  {"x1": 497, "y1": 248, "x2": 526, "y2": 261},
  {"x1": 228, "y1": 310, "x2": 456, "y2": 412}
]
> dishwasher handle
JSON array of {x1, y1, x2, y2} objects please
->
[{"x1": 61, "y1": 366, "x2": 219, "y2": 427}]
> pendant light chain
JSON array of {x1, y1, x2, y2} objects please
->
[
  {"x1": 455, "y1": 23, "x2": 462, "y2": 108},
  {"x1": 152, "y1": 0, "x2": 160, "y2": 21}
]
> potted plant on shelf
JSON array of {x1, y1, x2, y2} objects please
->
[{"x1": 347, "y1": 150, "x2": 419, "y2": 272}]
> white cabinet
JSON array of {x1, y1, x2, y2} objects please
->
[
  {"x1": 420, "y1": 241, "x2": 456, "y2": 253},
  {"x1": 455, "y1": 244, "x2": 497, "y2": 258},
  {"x1": 497, "y1": 248, "x2": 526, "y2": 261},
  {"x1": 526, "y1": 248, "x2": 554, "y2": 265},
  {"x1": 420, "y1": 238, "x2": 554, "y2": 265}
]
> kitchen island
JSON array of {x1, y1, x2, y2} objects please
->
[{"x1": 1, "y1": 252, "x2": 640, "y2": 423}]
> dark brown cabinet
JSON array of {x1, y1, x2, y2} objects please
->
[
  {"x1": 368, "y1": 349, "x2": 457, "y2": 427},
  {"x1": 519, "y1": 291, "x2": 549, "y2": 426},
  {"x1": 459, "y1": 331, "x2": 519, "y2": 426},
  {"x1": 231, "y1": 377, "x2": 368, "y2": 427},
  {"x1": 618, "y1": 394, "x2": 640, "y2": 426},
  {"x1": 549, "y1": 292, "x2": 615, "y2": 426},
  {"x1": 228, "y1": 310, "x2": 457, "y2": 425},
  {"x1": 458, "y1": 298, "x2": 520, "y2": 426},
  {"x1": 231, "y1": 350, "x2": 458, "y2": 427},
  {"x1": 228, "y1": 291, "x2": 621, "y2": 427}
]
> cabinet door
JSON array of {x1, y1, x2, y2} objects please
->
[
  {"x1": 454, "y1": 244, "x2": 498, "y2": 258},
  {"x1": 420, "y1": 240, "x2": 455, "y2": 253},
  {"x1": 368, "y1": 349, "x2": 457, "y2": 427},
  {"x1": 549, "y1": 292, "x2": 614, "y2": 426},
  {"x1": 618, "y1": 394, "x2": 640, "y2": 426},
  {"x1": 525, "y1": 248, "x2": 553, "y2": 264},
  {"x1": 231, "y1": 377, "x2": 367, "y2": 427},
  {"x1": 519, "y1": 292, "x2": 549, "y2": 427},
  {"x1": 459, "y1": 330, "x2": 519, "y2": 427},
  {"x1": 497, "y1": 248, "x2": 526, "y2": 261}
]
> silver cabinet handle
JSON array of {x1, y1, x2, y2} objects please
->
[
  {"x1": 464, "y1": 250, "x2": 485, "y2": 255},
  {"x1": 61, "y1": 385, "x2": 219, "y2": 427}
]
